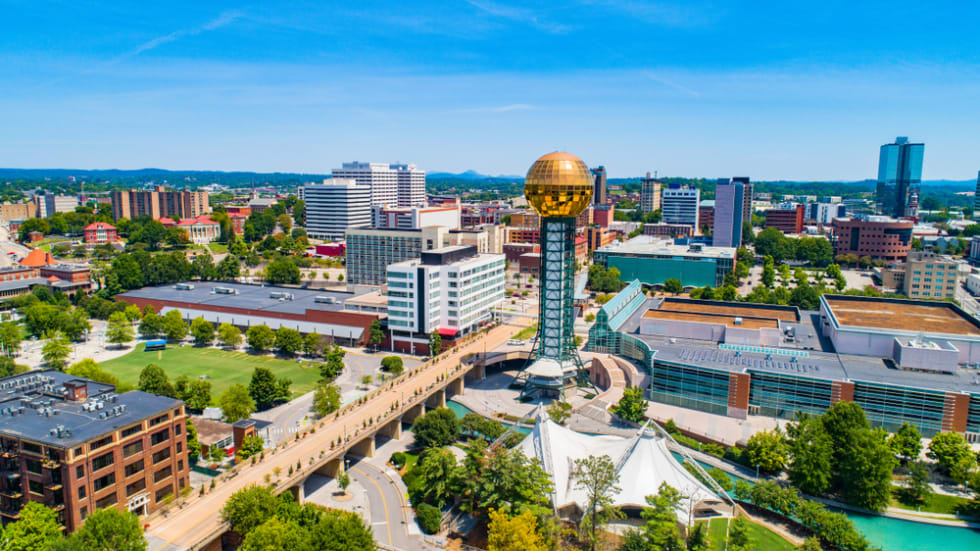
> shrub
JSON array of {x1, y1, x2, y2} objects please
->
[
  {"x1": 391, "y1": 452, "x2": 408, "y2": 468},
  {"x1": 416, "y1": 503, "x2": 441, "y2": 534},
  {"x1": 702, "y1": 443, "x2": 725, "y2": 459}
]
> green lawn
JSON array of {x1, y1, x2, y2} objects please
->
[
  {"x1": 512, "y1": 323, "x2": 537, "y2": 341},
  {"x1": 699, "y1": 517, "x2": 794, "y2": 551},
  {"x1": 99, "y1": 343, "x2": 322, "y2": 403},
  {"x1": 892, "y1": 487, "x2": 972, "y2": 515},
  {"x1": 208, "y1": 243, "x2": 229, "y2": 254}
]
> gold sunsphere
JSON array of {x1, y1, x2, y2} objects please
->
[{"x1": 524, "y1": 152, "x2": 593, "y2": 218}]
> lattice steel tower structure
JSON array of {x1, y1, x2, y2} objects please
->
[{"x1": 519, "y1": 152, "x2": 594, "y2": 398}]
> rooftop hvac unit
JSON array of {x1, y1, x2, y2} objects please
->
[
  {"x1": 314, "y1": 296, "x2": 336, "y2": 304},
  {"x1": 211, "y1": 287, "x2": 238, "y2": 295},
  {"x1": 733, "y1": 317, "x2": 742, "y2": 325},
  {"x1": 175, "y1": 283, "x2": 195, "y2": 291},
  {"x1": 269, "y1": 292, "x2": 294, "y2": 301}
]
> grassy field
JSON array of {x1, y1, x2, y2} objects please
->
[
  {"x1": 892, "y1": 487, "x2": 971, "y2": 515},
  {"x1": 512, "y1": 323, "x2": 537, "y2": 341},
  {"x1": 700, "y1": 517, "x2": 794, "y2": 551},
  {"x1": 208, "y1": 243, "x2": 229, "y2": 254},
  {"x1": 99, "y1": 343, "x2": 322, "y2": 403}
]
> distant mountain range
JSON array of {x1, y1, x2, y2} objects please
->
[{"x1": 427, "y1": 170, "x2": 523, "y2": 180}]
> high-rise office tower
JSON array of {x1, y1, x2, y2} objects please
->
[
  {"x1": 640, "y1": 172, "x2": 661, "y2": 215},
  {"x1": 876, "y1": 137, "x2": 924, "y2": 218},
  {"x1": 590, "y1": 166, "x2": 607, "y2": 206},
  {"x1": 299, "y1": 179, "x2": 371, "y2": 239},
  {"x1": 331, "y1": 162, "x2": 426, "y2": 207},
  {"x1": 713, "y1": 178, "x2": 744, "y2": 247},
  {"x1": 974, "y1": 171, "x2": 980, "y2": 213},
  {"x1": 732, "y1": 176, "x2": 752, "y2": 225},
  {"x1": 661, "y1": 185, "x2": 699, "y2": 228}
]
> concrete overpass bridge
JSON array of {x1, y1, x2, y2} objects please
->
[{"x1": 143, "y1": 322, "x2": 526, "y2": 551}]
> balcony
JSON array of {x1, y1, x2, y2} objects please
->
[
  {"x1": 0, "y1": 449, "x2": 18, "y2": 459},
  {"x1": 0, "y1": 508, "x2": 21, "y2": 520},
  {"x1": 44, "y1": 482, "x2": 62, "y2": 492},
  {"x1": 42, "y1": 457, "x2": 61, "y2": 470},
  {"x1": 0, "y1": 489, "x2": 22, "y2": 499}
]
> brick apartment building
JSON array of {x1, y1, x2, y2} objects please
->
[
  {"x1": 111, "y1": 187, "x2": 209, "y2": 221},
  {"x1": 832, "y1": 217, "x2": 914, "y2": 261},
  {"x1": 0, "y1": 371, "x2": 188, "y2": 532},
  {"x1": 764, "y1": 204, "x2": 806, "y2": 234}
]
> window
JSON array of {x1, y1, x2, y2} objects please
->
[
  {"x1": 152, "y1": 448, "x2": 170, "y2": 464},
  {"x1": 93, "y1": 473, "x2": 115, "y2": 492},
  {"x1": 80, "y1": 507, "x2": 87, "y2": 521},
  {"x1": 121, "y1": 424, "x2": 142, "y2": 438},
  {"x1": 149, "y1": 414, "x2": 169, "y2": 427},
  {"x1": 90, "y1": 436, "x2": 113, "y2": 451},
  {"x1": 155, "y1": 488, "x2": 172, "y2": 503},
  {"x1": 126, "y1": 479, "x2": 146, "y2": 497},
  {"x1": 25, "y1": 459, "x2": 42, "y2": 475},
  {"x1": 123, "y1": 440, "x2": 143, "y2": 458},
  {"x1": 177, "y1": 460, "x2": 184, "y2": 472},
  {"x1": 22, "y1": 442, "x2": 41, "y2": 454},
  {"x1": 29, "y1": 480, "x2": 44, "y2": 495},
  {"x1": 176, "y1": 443, "x2": 182, "y2": 454},
  {"x1": 125, "y1": 459, "x2": 144, "y2": 478},
  {"x1": 154, "y1": 466, "x2": 172, "y2": 483},
  {"x1": 150, "y1": 429, "x2": 169, "y2": 446},
  {"x1": 73, "y1": 447, "x2": 83, "y2": 457},
  {"x1": 76, "y1": 466, "x2": 84, "y2": 479},
  {"x1": 95, "y1": 493, "x2": 117, "y2": 509},
  {"x1": 78, "y1": 486, "x2": 86, "y2": 499},
  {"x1": 174, "y1": 423, "x2": 182, "y2": 436},
  {"x1": 92, "y1": 452, "x2": 114, "y2": 471}
]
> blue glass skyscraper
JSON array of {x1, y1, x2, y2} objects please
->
[
  {"x1": 712, "y1": 178, "x2": 743, "y2": 247},
  {"x1": 876, "y1": 137, "x2": 924, "y2": 218}
]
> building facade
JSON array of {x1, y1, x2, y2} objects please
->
[
  {"x1": 36, "y1": 195, "x2": 78, "y2": 218},
  {"x1": 386, "y1": 246, "x2": 505, "y2": 354},
  {"x1": 903, "y1": 251, "x2": 959, "y2": 299},
  {"x1": 593, "y1": 238, "x2": 735, "y2": 288},
  {"x1": 764, "y1": 204, "x2": 805, "y2": 234},
  {"x1": 111, "y1": 188, "x2": 209, "y2": 222},
  {"x1": 591, "y1": 166, "x2": 608, "y2": 206},
  {"x1": 807, "y1": 203, "x2": 848, "y2": 225},
  {"x1": 371, "y1": 205, "x2": 460, "y2": 231},
  {"x1": 640, "y1": 173, "x2": 661, "y2": 215},
  {"x1": 0, "y1": 371, "x2": 188, "y2": 532},
  {"x1": 331, "y1": 162, "x2": 425, "y2": 207},
  {"x1": 299, "y1": 180, "x2": 371, "y2": 240},
  {"x1": 712, "y1": 179, "x2": 744, "y2": 247},
  {"x1": 661, "y1": 186, "x2": 699, "y2": 227},
  {"x1": 0, "y1": 202, "x2": 36, "y2": 223},
  {"x1": 733, "y1": 177, "x2": 753, "y2": 225},
  {"x1": 83, "y1": 222, "x2": 118, "y2": 244},
  {"x1": 832, "y1": 217, "x2": 914, "y2": 261},
  {"x1": 876, "y1": 137, "x2": 924, "y2": 218}
]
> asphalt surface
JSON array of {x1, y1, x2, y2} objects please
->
[{"x1": 349, "y1": 462, "x2": 412, "y2": 550}]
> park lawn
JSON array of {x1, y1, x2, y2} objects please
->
[
  {"x1": 699, "y1": 517, "x2": 794, "y2": 551},
  {"x1": 512, "y1": 323, "x2": 537, "y2": 341},
  {"x1": 891, "y1": 487, "x2": 971, "y2": 515},
  {"x1": 208, "y1": 243, "x2": 229, "y2": 254},
  {"x1": 99, "y1": 343, "x2": 322, "y2": 404}
]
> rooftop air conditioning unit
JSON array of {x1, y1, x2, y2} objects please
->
[
  {"x1": 315, "y1": 296, "x2": 336, "y2": 304},
  {"x1": 733, "y1": 317, "x2": 743, "y2": 325},
  {"x1": 175, "y1": 283, "x2": 195, "y2": 291}
]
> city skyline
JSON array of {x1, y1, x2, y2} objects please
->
[{"x1": 2, "y1": 2, "x2": 980, "y2": 179}]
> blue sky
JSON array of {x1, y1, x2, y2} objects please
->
[{"x1": 2, "y1": 1, "x2": 979, "y2": 180}]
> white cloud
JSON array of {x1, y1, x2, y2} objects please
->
[
  {"x1": 115, "y1": 9, "x2": 244, "y2": 61},
  {"x1": 465, "y1": 0, "x2": 571, "y2": 33}
]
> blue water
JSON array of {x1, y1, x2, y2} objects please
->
[{"x1": 447, "y1": 400, "x2": 980, "y2": 550}]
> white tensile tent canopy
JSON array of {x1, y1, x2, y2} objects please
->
[{"x1": 518, "y1": 414, "x2": 725, "y2": 523}]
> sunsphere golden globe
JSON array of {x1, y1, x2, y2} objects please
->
[{"x1": 524, "y1": 152, "x2": 593, "y2": 218}]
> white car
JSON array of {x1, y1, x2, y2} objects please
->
[{"x1": 507, "y1": 339, "x2": 524, "y2": 346}]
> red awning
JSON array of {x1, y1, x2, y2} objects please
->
[{"x1": 437, "y1": 327, "x2": 458, "y2": 337}]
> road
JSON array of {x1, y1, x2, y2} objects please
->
[
  {"x1": 350, "y1": 463, "x2": 413, "y2": 550},
  {"x1": 144, "y1": 320, "x2": 526, "y2": 551}
]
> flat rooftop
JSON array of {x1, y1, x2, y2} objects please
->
[
  {"x1": 595, "y1": 236, "x2": 735, "y2": 258},
  {"x1": 0, "y1": 371, "x2": 181, "y2": 448},
  {"x1": 824, "y1": 296, "x2": 980, "y2": 336},
  {"x1": 643, "y1": 309, "x2": 778, "y2": 330},
  {"x1": 118, "y1": 282, "x2": 362, "y2": 316},
  {"x1": 660, "y1": 299, "x2": 799, "y2": 323}
]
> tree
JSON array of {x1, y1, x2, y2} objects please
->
[
  {"x1": 186, "y1": 419, "x2": 202, "y2": 462},
  {"x1": 686, "y1": 521, "x2": 710, "y2": 551},
  {"x1": 889, "y1": 422, "x2": 923, "y2": 463},
  {"x1": 571, "y1": 455, "x2": 622, "y2": 551},
  {"x1": 66, "y1": 358, "x2": 119, "y2": 387},
  {"x1": 303, "y1": 331, "x2": 324, "y2": 357},
  {"x1": 321, "y1": 345, "x2": 345, "y2": 380},
  {"x1": 546, "y1": 400, "x2": 572, "y2": 425},
  {"x1": 240, "y1": 517, "x2": 305, "y2": 551},
  {"x1": 416, "y1": 503, "x2": 442, "y2": 535},
  {"x1": 761, "y1": 257, "x2": 776, "y2": 287},
  {"x1": 181, "y1": 379, "x2": 212, "y2": 411},
  {"x1": 487, "y1": 509, "x2": 548, "y2": 551},
  {"x1": 727, "y1": 517, "x2": 753, "y2": 551},
  {"x1": 639, "y1": 483, "x2": 684, "y2": 551},
  {"x1": 192, "y1": 254, "x2": 217, "y2": 281},
  {"x1": 664, "y1": 278, "x2": 683, "y2": 295},
  {"x1": 312, "y1": 381, "x2": 341, "y2": 417},
  {"x1": 0, "y1": 320, "x2": 23, "y2": 355},
  {"x1": 428, "y1": 330, "x2": 442, "y2": 357},
  {"x1": 306, "y1": 509, "x2": 375, "y2": 550},
  {"x1": 838, "y1": 427, "x2": 896, "y2": 510},
  {"x1": 822, "y1": 401, "x2": 869, "y2": 467},
  {"x1": 69, "y1": 507, "x2": 146, "y2": 551},
  {"x1": 264, "y1": 259, "x2": 300, "y2": 284},
  {"x1": 248, "y1": 367, "x2": 290, "y2": 410},
  {"x1": 138, "y1": 364, "x2": 176, "y2": 398},
  {"x1": 337, "y1": 470, "x2": 351, "y2": 494},
  {"x1": 139, "y1": 310, "x2": 163, "y2": 338},
  {"x1": 218, "y1": 322, "x2": 242, "y2": 348},
  {"x1": 236, "y1": 435, "x2": 264, "y2": 460},
  {"x1": 927, "y1": 431, "x2": 975, "y2": 483},
  {"x1": 611, "y1": 385, "x2": 646, "y2": 423},
  {"x1": 162, "y1": 310, "x2": 187, "y2": 341},
  {"x1": 745, "y1": 428, "x2": 788, "y2": 474},
  {"x1": 216, "y1": 255, "x2": 241, "y2": 280},
  {"x1": 368, "y1": 319, "x2": 384, "y2": 350},
  {"x1": 42, "y1": 331, "x2": 72, "y2": 370},
  {"x1": 787, "y1": 413, "x2": 833, "y2": 495},
  {"x1": 412, "y1": 407, "x2": 460, "y2": 448},
  {"x1": 415, "y1": 447, "x2": 460, "y2": 508},
  {"x1": 190, "y1": 317, "x2": 215, "y2": 345},
  {"x1": 246, "y1": 325, "x2": 275, "y2": 352},
  {"x1": 221, "y1": 485, "x2": 279, "y2": 537},
  {"x1": 219, "y1": 384, "x2": 255, "y2": 423},
  {"x1": 457, "y1": 443, "x2": 553, "y2": 518},
  {"x1": 274, "y1": 327, "x2": 303, "y2": 356},
  {"x1": 380, "y1": 355, "x2": 404, "y2": 376},
  {"x1": 1, "y1": 501, "x2": 64, "y2": 551},
  {"x1": 901, "y1": 460, "x2": 932, "y2": 505}
]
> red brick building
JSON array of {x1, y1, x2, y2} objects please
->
[
  {"x1": 764, "y1": 204, "x2": 805, "y2": 234},
  {"x1": 593, "y1": 205, "x2": 614, "y2": 228},
  {"x1": 83, "y1": 222, "x2": 118, "y2": 244},
  {"x1": 832, "y1": 217, "x2": 914, "y2": 261}
]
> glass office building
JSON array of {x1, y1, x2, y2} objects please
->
[{"x1": 876, "y1": 137, "x2": 924, "y2": 218}]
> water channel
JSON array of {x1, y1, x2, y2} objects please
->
[{"x1": 445, "y1": 400, "x2": 980, "y2": 550}]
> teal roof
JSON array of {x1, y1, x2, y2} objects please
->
[
  {"x1": 601, "y1": 279, "x2": 646, "y2": 331},
  {"x1": 574, "y1": 272, "x2": 589, "y2": 301}
]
